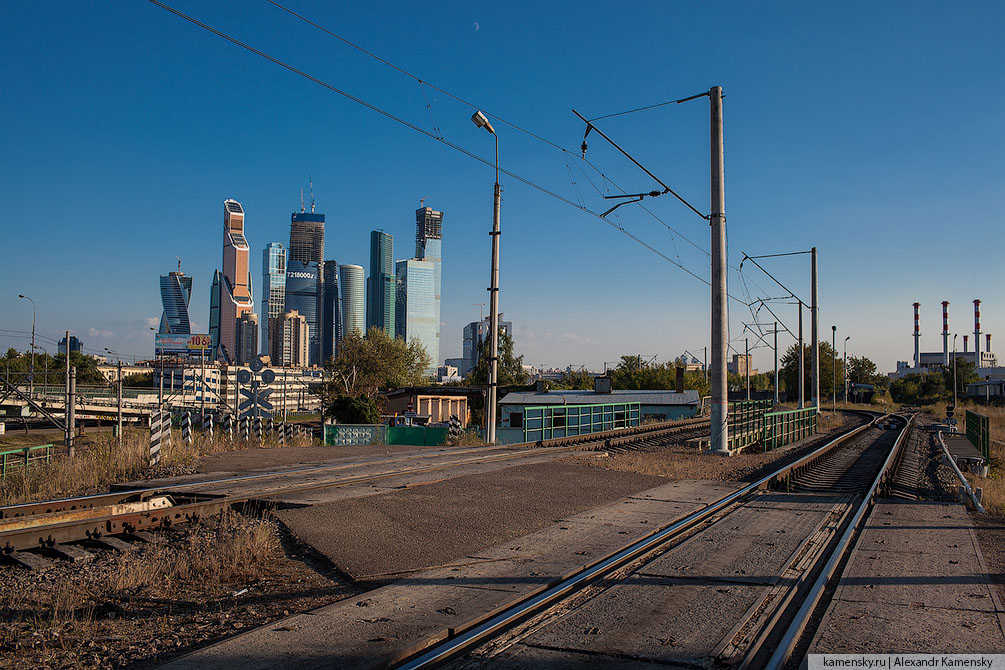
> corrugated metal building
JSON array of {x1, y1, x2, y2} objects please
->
[{"x1": 498, "y1": 389, "x2": 700, "y2": 428}]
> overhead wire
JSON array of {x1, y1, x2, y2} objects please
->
[{"x1": 147, "y1": 0, "x2": 753, "y2": 304}]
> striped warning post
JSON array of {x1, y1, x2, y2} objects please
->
[
  {"x1": 224, "y1": 414, "x2": 234, "y2": 441},
  {"x1": 161, "y1": 412, "x2": 172, "y2": 449},
  {"x1": 286, "y1": 423, "x2": 294, "y2": 442},
  {"x1": 181, "y1": 412, "x2": 192, "y2": 446},
  {"x1": 202, "y1": 413, "x2": 213, "y2": 440},
  {"x1": 277, "y1": 423, "x2": 285, "y2": 446},
  {"x1": 268, "y1": 417, "x2": 275, "y2": 440},
  {"x1": 149, "y1": 410, "x2": 165, "y2": 466},
  {"x1": 253, "y1": 416, "x2": 263, "y2": 444},
  {"x1": 241, "y1": 417, "x2": 250, "y2": 442}
]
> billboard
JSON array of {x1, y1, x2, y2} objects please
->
[{"x1": 155, "y1": 333, "x2": 211, "y2": 357}]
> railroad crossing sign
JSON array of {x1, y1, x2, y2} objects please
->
[{"x1": 238, "y1": 356, "x2": 274, "y2": 420}]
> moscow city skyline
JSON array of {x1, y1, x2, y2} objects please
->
[{"x1": 1, "y1": 2, "x2": 1003, "y2": 374}]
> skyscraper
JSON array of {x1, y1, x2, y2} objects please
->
[
  {"x1": 159, "y1": 270, "x2": 193, "y2": 334},
  {"x1": 321, "y1": 260, "x2": 341, "y2": 361},
  {"x1": 366, "y1": 230, "x2": 395, "y2": 336},
  {"x1": 261, "y1": 242, "x2": 287, "y2": 356},
  {"x1": 235, "y1": 313, "x2": 259, "y2": 365},
  {"x1": 415, "y1": 206, "x2": 443, "y2": 367},
  {"x1": 339, "y1": 264, "x2": 365, "y2": 337},
  {"x1": 461, "y1": 315, "x2": 513, "y2": 376},
  {"x1": 284, "y1": 260, "x2": 321, "y2": 366},
  {"x1": 290, "y1": 211, "x2": 325, "y2": 265},
  {"x1": 219, "y1": 199, "x2": 254, "y2": 363},
  {"x1": 270, "y1": 310, "x2": 309, "y2": 367},
  {"x1": 395, "y1": 258, "x2": 437, "y2": 376},
  {"x1": 209, "y1": 270, "x2": 221, "y2": 357}
]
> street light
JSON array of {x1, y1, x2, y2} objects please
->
[
  {"x1": 150, "y1": 327, "x2": 163, "y2": 407},
  {"x1": 105, "y1": 347, "x2": 123, "y2": 446},
  {"x1": 31, "y1": 344, "x2": 48, "y2": 394},
  {"x1": 471, "y1": 109, "x2": 501, "y2": 445},
  {"x1": 953, "y1": 334, "x2": 959, "y2": 410},
  {"x1": 18, "y1": 294, "x2": 35, "y2": 397}
]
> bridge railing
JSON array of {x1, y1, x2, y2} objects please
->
[
  {"x1": 728, "y1": 399, "x2": 771, "y2": 450},
  {"x1": 1, "y1": 444, "x2": 53, "y2": 479},
  {"x1": 762, "y1": 407, "x2": 817, "y2": 452}
]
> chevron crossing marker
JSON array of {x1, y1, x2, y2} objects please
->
[{"x1": 182, "y1": 412, "x2": 192, "y2": 445}]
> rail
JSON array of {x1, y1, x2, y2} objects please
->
[
  {"x1": 0, "y1": 444, "x2": 53, "y2": 479},
  {"x1": 938, "y1": 430, "x2": 985, "y2": 513},
  {"x1": 387, "y1": 412, "x2": 882, "y2": 670}
]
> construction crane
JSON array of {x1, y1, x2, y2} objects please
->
[{"x1": 420, "y1": 195, "x2": 429, "y2": 209}]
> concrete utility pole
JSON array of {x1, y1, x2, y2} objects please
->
[
  {"x1": 117, "y1": 359, "x2": 122, "y2": 447},
  {"x1": 844, "y1": 335, "x2": 850, "y2": 406},
  {"x1": 831, "y1": 325, "x2": 837, "y2": 413},
  {"x1": 709, "y1": 86, "x2": 729, "y2": 454},
  {"x1": 67, "y1": 367, "x2": 76, "y2": 457},
  {"x1": 798, "y1": 303, "x2": 805, "y2": 409},
  {"x1": 745, "y1": 338, "x2": 750, "y2": 401},
  {"x1": 64, "y1": 330, "x2": 71, "y2": 447},
  {"x1": 773, "y1": 321, "x2": 779, "y2": 406},
  {"x1": 810, "y1": 247, "x2": 819, "y2": 412}
]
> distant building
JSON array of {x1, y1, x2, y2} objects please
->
[
  {"x1": 461, "y1": 316, "x2": 513, "y2": 377},
  {"x1": 499, "y1": 389, "x2": 701, "y2": 427},
  {"x1": 270, "y1": 309, "x2": 309, "y2": 367},
  {"x1": 289, "y1": 210, "x2": 325, "y2": 265},
  {"x1": 235, "y1": 313, "x2": 259, "y2": 365},
  {"x1": 159, "y1": 271, "x2": 193, "y2": 334},
  {"x1": 218, "y1": 199, "x2": 254, "y2": 363},
  {"x1": 727, "y1": 354, "x2": 756, "y2": 376},
  {"x1": 261, "y1": 242, "x2": 287, "y2": 357},
  {"x1": 340, "y1": 264, "x2": 365, "y2": 337},
  {"x1": 321, "y1": 260, "x2": 341, "y2": 361},
  {"x1": 395, "y1": 258, "x2": 437, "y2": 376},
  {"x1": 415, "y1": 206, "x2": 442, "y2": 366},
  {"x1": 284, "y1": 260, "x2": 322, "y2": 366},
  {"x1": 58, "y1": 335, "x2": 82, "y2": 355},
  {"x1": 437, "y1": 365, "x2": 461, "y2": 383},
  {"x1": 366, "y1": 230, "x2": 395, "y2": 336},
  {"x1": 208, "y1": 269, "x2": 221, "y2": 358}
]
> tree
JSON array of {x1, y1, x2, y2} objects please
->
[
  {"x1": 123, "y1": 372, "x2": 153, "y2": 387},
  {"x1": 779, "y1": 340, "x2": 838, "y2": 403},
  {"x1": 322, "y1": 328, "x2": 431, "y2": 421},
  {"x1": 466, "y1": 329, "x2": 529, "y2": 387},
  {"x1": 552, "y1": 369, "x2": 594, "y2": 390},
  {"x1": 607, "y1": 358, "x2": 710, "y2": 398}
]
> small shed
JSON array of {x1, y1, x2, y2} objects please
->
[
  {"x1": 498, "y1": 389, "x2": 700, "y2": 428},
  {"x1": 382, "y1": 387, "x2": 478, "y2": 427}
]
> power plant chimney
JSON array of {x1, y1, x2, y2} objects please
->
[
  {"x1": 987, "y1": 333, "x2": 992, "y2": 353},
  {"x1": 942, "y1": 301, "x2": 950, "y2": 366},
  {"x1": 964, "y1": 335, "x2": 969, "y2": 353},
  {"x1": 913, "y1": 302, "x2": 921, "y2": 369},
  {"x1": 974, "y1": 299, "x2": 982, "y2": 370}
]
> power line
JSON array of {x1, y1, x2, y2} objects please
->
[
  {"x1": 586, "y1": 91, "x2": 710, "y2": 123},
  {"x1": 147, "y1": 0, "x2": 752, "y2": 304}
]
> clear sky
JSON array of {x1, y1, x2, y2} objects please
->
[{"x1": 1, "y1": 1, "x2": 1002, "y2": 373}]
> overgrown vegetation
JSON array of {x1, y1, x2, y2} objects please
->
[
  {"x1": 2, "y1": 348, "x2": 107, "y2": 386},
  {"x1": 891, "y1": 360, "x2": 978, "y2": 405},
  {"x1": 0, "y1": 427, "x2": 313, "y2": 506}
]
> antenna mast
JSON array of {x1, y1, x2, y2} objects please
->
[
  {"x1": 176, "y1": 256, "x2": 181, "y2": 272},
  {"x1": 300, "y1": 188, "x2": 305, "y2": 213},
  {"x1": 309, "y1": 175, "x2": 315, "y2": 213}
]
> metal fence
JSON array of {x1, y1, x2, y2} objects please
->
[
  {"x1": 523, "y1": 402, "x2": 640, "y2": 442},
  {"x1": 729, "y1": 399, "x2": 771, "y2": 450},
  {"x1": 966, "y1": 409, "x2": 991, "y2": 460},
  {"x1": 1, "y1": 443, "x2": 53, "y2": 479},
  {"x1": 762, "y1": 407, "x2": 817, "y2": 452}
]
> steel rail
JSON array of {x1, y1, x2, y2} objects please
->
[
  {"x1": 937, "y1": 430, "x2": 985, "y2": 513},
  {"x1": 387, "y1": 413, "x2": 880, "y2": 670},
  {"x1": 1, "y1": 416, "x2": 709, "y2": 519},
  {"x1": 764, "y1": 413, "x2": 914, "y2": 669},
  {"x1": 2, "y1": 418, "x2": 711, "y2": 552}
]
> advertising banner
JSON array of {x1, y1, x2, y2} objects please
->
[{"x1": 155, "y1": 333, "x2": 211, "y2": 356}]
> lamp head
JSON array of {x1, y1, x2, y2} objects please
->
[
  {"x1": 471, "y1": 110, "x2": 495, "y2": 134},
  {"x1": 18, "y1": 294, "x2": 25, "y2": 299}
]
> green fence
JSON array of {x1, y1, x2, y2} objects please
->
[
  {"x1": 1, "y1": 443, "x2": 53, "y2": 478},
  {"x1": 966, "y1": 410, "x2": 991, "y2": 460},
  {"x1": 762, "y1": 408, "x2": 817, "y2": 451},
  {"x1": 523, "y1": 402, "x2": 640, "y2": 442},
  {"x1": 729, "y1": 399, "x2": 771, "y2": 450},
  {"x1": 324, "y1": 424, "x2": 450, "y2": 447},
  {"x1": 387, "y1": 426, "x2": 449, "y2": 446}
]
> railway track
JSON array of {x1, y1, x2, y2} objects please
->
[
  {"x1": 0, "y1": 416, "x2": 710, "y2": 560},
  {"x1": 379, "y1": 411, "x2": 913, "y2": 670}
]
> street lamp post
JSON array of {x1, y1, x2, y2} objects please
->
[
  {"x1": 18, "y1": 294, "x2": 35, "y2": 397},
  {"x1": 953, "y1": 334, "x2": 959, "y2": 409},
  {"x1": 106, "y1": 348, "x2": 123, "y2": 447},
  {"x1": 150, "y1": 327, "x2": 163, "y2": 407},
  {"x1": 471, "y1": 109, "x2": 501, "y2": 445}
]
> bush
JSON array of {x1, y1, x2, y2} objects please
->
[{"x1": 328, "y1": 394, "x2": 380, "y2": 424}]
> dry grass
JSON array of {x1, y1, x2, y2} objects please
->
[
  {"x1": 0, "y1": 427, "x2": 314, "y2": 506},
  {"x1": 0, "y1": 511, "x2": 281, "y2": 641},
  {"x1": 444, "y1": 429, "x2": 487, "y2": 447}
]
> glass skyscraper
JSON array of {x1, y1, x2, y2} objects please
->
[
  {"x1": 321, "y1": 260, "x2": 341, "y2": 361},
  {"x1": 159, "y1": 271, "x2": 193, "y2": 334},
  {"x1": 462, "y1": 316, "x2": 513, "y2": 376},
  {"x1": 415, "y1": 207, "x2": 442, "y2": 368},
  {"x1": 219, "y1": 199, "x2": 254, "y2": 363},
  {"x1": 261, "y1": 242, "x2": 287, "y2": 357},
  {"x1": 284, "y1": 260, "x2": 321, "y2": 366},
  {"x1": 395, "y1": 258, "x2": 437, "y2": 376},
  {"x1": 290, "y1": 211, "x2": 325, "y2": 265},
  {"x1": 339, "y1": 264, "x2": 365, "y2": 337},
  {"x1": 366, "y1": 230, "x2": 394, "y2": 336}
]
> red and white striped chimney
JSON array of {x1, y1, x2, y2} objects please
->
[
  {"x1": 974, "y1": 299, "x2": 982, "y2": 369},
  {"x1": 987, "y1": 333, "x2": 992, "y2": 353},
  {"x1": 913, "y1": 302, "x2": 921, "y2": 369},
  {"x1": 964, "y1": 335, "x2": 969, "y2": 353},
  {"x1": 942, "y1": 301, "x2": 950, "y2": 366}
]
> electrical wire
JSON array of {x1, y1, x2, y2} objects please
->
[{"x1": 147, "y1": 0, "x2": 752, "y2": 304}]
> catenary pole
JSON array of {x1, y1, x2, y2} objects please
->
[
  {"x1": 773, "y1": 321, "x2": 779, "y2": 406},
  {"x1": 709, "y1": 86, "x2": 729, "y2": 454},
  {"x1": 64, "y1": 330, "x2": 71, "y2": 449},
  {"x1": 811, "y1": 247, "x2": 819, "y2": 412},
  {"x1": 486, "y1": 132, "x2": 501, "y2": 445},
  {"x1": 798, "y1": 303, "x2": 805, "y2": 409},
  {"x1": 117, "y1": 359, "x2": 122, "y2": 447}
]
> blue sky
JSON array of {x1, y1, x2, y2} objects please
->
[{"x1": 1, "y1": 1, "x2": 1002, "y2": 373}]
